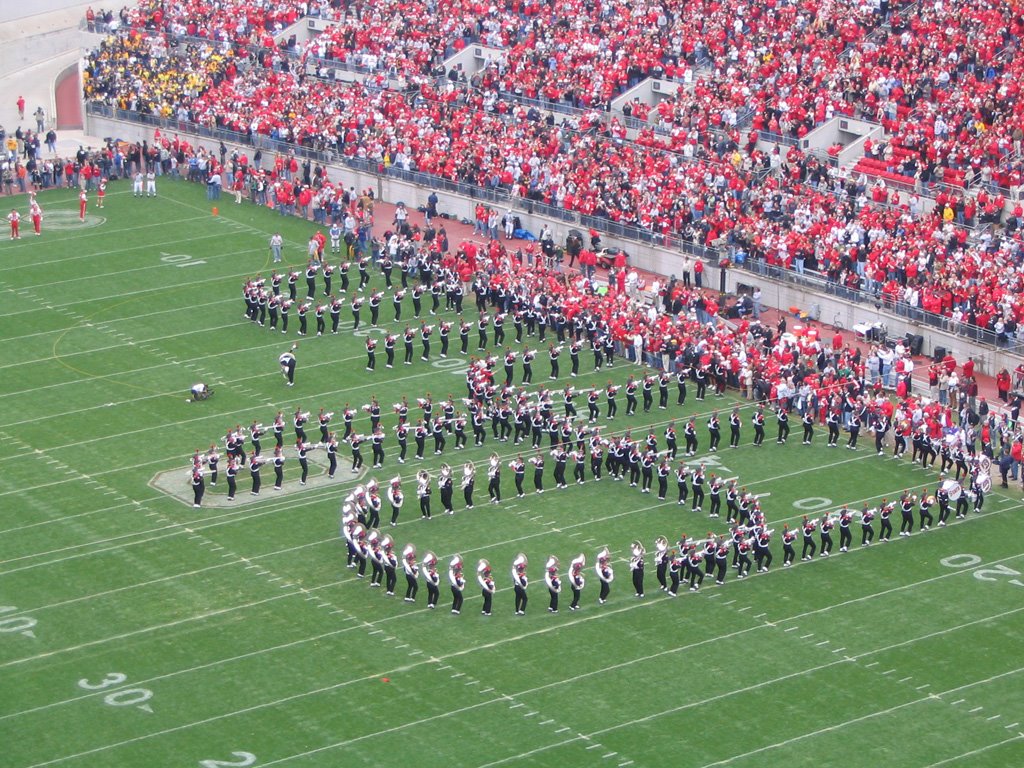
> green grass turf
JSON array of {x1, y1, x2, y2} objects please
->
[{"x1": 0, "y1": 178, "x2": 1023, "y2": 768}]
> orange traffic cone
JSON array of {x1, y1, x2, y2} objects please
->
[{"x1": 212, "y1": 206, "x2": 219, "y2": 216}]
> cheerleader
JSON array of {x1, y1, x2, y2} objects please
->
[
  {"x1": 386, "y1": 476, "x2": 403, "y2": 526},
  {"x1": 416, "y1": 470, "x2": 432, "y2": 519},
  {"x1": 462, "y1": 462, "x2": 476, "y2": 509}
]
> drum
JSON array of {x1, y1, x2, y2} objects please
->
[
  {"x1": 979, "y1": 455, "x2": 992, "y2": 474},
  {"x1": 978, "y1": 473, "x2": 992, "y2": 493},
  {"x1": 941, "y1": 478, "x2": 962, "y2": 501}
]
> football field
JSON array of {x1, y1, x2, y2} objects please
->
[{"x1": 1, "y1": 179, "x2": 1022, "y2": 768}]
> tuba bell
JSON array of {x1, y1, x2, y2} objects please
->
[
  {"x1": 513, "y1": 552, "x2": 528, "y2": 574},
  {"x1": 631, "y1": 540, "x2": 646, "y2": 558},
  {"x1": 450, "y1": 553, "x2": 463, "y2": 572},
  {"x1": 597, "y1": 546, "x2": 610, "y2": 565},
  {"x1": 654, "y1": 535, "x2": 669, "y2": 554},
  {"x1": 477, "y1": 558, "x2": 490, "y2": 575},
  {"x1": 545, "y1": 555, "x2": 559, "y2": 572},
  {"x1": 402, "y1": 542, "x2": 416, "y2": 563},
  {"x1": 380, "y1": 533, "x2": 394, "y2": 552},
  {"x1": 570, "y1": 553, "x2": 586, "y2": 573}
]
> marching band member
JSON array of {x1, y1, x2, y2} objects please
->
[
  {"x1": 735, "y1": 535, "x2": 753, "y2": 578},
  {"x1": 512, "y1": 553, "x2": 529, "y2": 615},
  {"x1": 569, "y1": 553, "x2": 586, "y2": 610},
  {"x1": 729, "y1": 407, "x2": 741, "y2": 448},
  {"x1": 449, "y1": 555, "x2": 466, "y2": 614},
  {"x1": 919, "y1": 490, "x2": 934, "y2": 531},
  {"x1": 653, "y1": 537, "x2": 669, "y2": 590},
  {"x1": 714, "y1": 537, "x2": 729, "y2": 585},
  {"x1": 423, "y1": 551, "x2": 440, "y2": 608},
  {"x1": 478, "y1": 559, "x2": 495, "y2": 616},
  {"x1": 529, "y1": 451, "x2": 545, "y2": 494},
  {"x1": 189, "y1": 466, "x2": 205, "y2": 508},
  {"x1": 629, "y1": 541, "x2": 645, "y2": 598},
  {"x1": 545, "y1": 556, "x2": 561, "y2": 612},
  {"x1": 837, "y1": 506, "x2": 853, "y2": 552},
  {"x1": 859, "y1": 504, "x2": 876, "y2": 546},
  {"x1": 667, "y1": 549, "x2": 682, "y2": 596},
  {"x1": 367, "y1": 530, "x2": 384, "y2": 587},
  {"x1": 295, "y1": 439, "x2": 316, "y2": 486},
  {"x1": 225, "y1": 456, "x2": 238, "y2": 500},
  {"x1": 352, "y1": 525, "x2": 369, "y2": 578},
  {"x1": 417, "y1": 469, "x2": 432, "y2": 519},
  {"x1": 596, "y1": 548, "x2": 614, "y2": 604},
  {"x1": 272, "y1": 445, "x2": 286, "y2": 490},
  {"x1": 462, "y1": 461, "x2": 476, "y2": 509},
  {"x1": 382, "y1": 535, "x2": 398, "y2": 595},
  {"x1": 899, "y1": 491, "x2": 915, "y2": 537},
  {"x1": 878, "y1": 499, "x2": 894, "y2": 541},
  {"x1": 386, "y1": 476, "x2": 404, "y2": 526},
  {"x1": 279, "y1": 344, "x2": 298, "y2": 386},
  {"x1": 781, "y1": 524, "x2": 797, "y2": 566},
  {"x1": 801, "y1": 515, "x2": 817, "y2": 560},
  {"x1": 438, "y1": 463, "x2": 455, "y2": 515},
  {"x1": 487, "y1": 453, "x2": 502, "y2": 503},
  {"x1": 402, "y1": 544, "x2": 419, "y2": 602},
  {"x1": 687, "y1": 545, "x2": 705, "y2": 591},
  {"x1": 249, "y1": 453, "x2": 268, "y2": 495},
  {"x1": 819, "y1": 513, "x2": 835, "y2": 556},
  {"x1": 754, "y1": 527, "x2": 773, "y2": 572}
]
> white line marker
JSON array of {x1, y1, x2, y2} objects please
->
[
  {"x1": 816, "y1": 640, "x2": 830, "y2": 646},
  {"x1": 988, "y1": 715, "x2": 1002, "y2": 721},
  {"x1": 881, "y1": 669, "x2": 896, "y2": 676},
  {"x1": 950, "y1": 699, "x2": 966, "y2": 705},
  {"x1": 969, "y1": 706, "x2": 984, "y2": 713},
  {"x1": 864, "y1": 661, "x2": 879, "y2": 668},
  {"x1": 784, "y1": 627, "x2": 798, "y2": 633},
  {"x1": 800, "y1": 634, "x2": 814, "y2": 639}
]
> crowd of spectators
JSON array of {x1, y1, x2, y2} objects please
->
[{"x1": 76, "y1": 0, "x2": 1024, "y2": 344}]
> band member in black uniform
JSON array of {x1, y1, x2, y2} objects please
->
[
  {"x1": 826, "y1": 408, "x2": 840, "y2": 446},
  {"x1": 653, "y1": 538, "x2": 669, "y2": 590},
  {"x1": 684, "y1": 418, "x2": 698, "y2": 456},
  {"x1": 859, "y1": 504, "x2": 875, "y2": 545},
  {"x1": 249, "y1": 453, "x2": 267, "y2": 495},
  {"x1": 448, "y1": 555, "x2": 466, "y2": 614},
  {"x1": 190, "y1": 467, "x2": 205, "y2": 508},
  {"x1": 417, "y1": 469, "x2": 432, "y2": 519},
  {"x1": 383, "y1": 539, "x2": 398, "y2": 595},
  {"x1": 801, "y1": 411, "x2": 814, "y2": 444},
  {"x1": 512, "y1": 554, "x2": 529, "y2": 615},
  {"x1": 735, "y1": 536, "x2": 753, "y2": 578},
  {"x1": 656, "y1": 457, "x2": 670, "y2": 499},
  {"x1": 225, "y1": 457, "x2": 238, "y2": 500},
  {"x1": 529, "y1": 451, "x2": 545, "y2": 493},
  {"x1": 801, "y1": 515, "x2": 817, "y2": 559},
  {"x1": 687, "y1": 546, "x2": 705, "y2": 590},
  {"x1": 727, "y1": 407, "x2": 740, "y2": 448},
  {"x1": 752, "y1": 406, "x2": 766, "y2": 446},
  {"x1": 899, "y1": 491, "x2": 915, "y2": 536},
  {"x1": 847, "y1": 409, "x2": 861, "y2": 450},
  {"x1": 272, "y1": 446, "x2": 286, "y2": 489},
  {"x1": 279, "y1": 344, "x2": 298, "y2": 386},
  {"x1": 707, "y1": 411, "x2": 721, "y2": 452},
  {"x1": 694, "y1": 365, "x2": 707, "y2": 400},
  {"x1": 596, "y1": 548, "x2": 614, "y2": 604},
  {"x1": 368, "y1": 532, "x2": 384, "y2": 587},
  {"x1": 402, "y1": 545, "x2": 419, "y2": 602},
  {"x1": 819, "y1": 513, "x2": 835, "y2": 555},
  {"x1": 879, "y1": 499, "x2": 894, "y2": 541},
  {"x1": 691, "y1": 464, "x2": 706, "y2": 513},
  {"x1": 754, "y1": 528, "x2": 773, "y2": 572},
  {"x1": 658, "y1": 371, "x2": 670, "y2": 409},
  {"x1": 776, "y1": 406, "x2": 790, "y2": 443},
  {"x1": 837, "y1": 506, "x2": 853, "y2": 551},
  {"x1": 569, "y1": 340, "x2": 581, "y2": 377},
  {"x1": 714, "y1": 538, "x2": 729, "y2": 584},
  {"x1": 667, "y1": 549, "x2": 682, "y2": 595},
  {"x1": 676, "y1": 463, "x2": 689, "y2": 505},
  {"x1": 423, "y1": 553, "x2": 440, "y2": 609},
  {"x1": 545, "y1": 556, "x2": 561, "y2": 612},
  {"x1": 919, "y1": 489, "x2": 934, "y2": 531},
  {"x1": 273, "y1": 411, "x2": 285, "y2": 449},
  {"x1": 478, "y1": 560, "x2": 495, "y2": 616},
  {"x1": 676, "y1": 364, "x2": 688, "y2": 405},
  {"x1": 781, "y1": 525, "x2": 796, "y2": 566},
  {"x1": 624, "y1": 376, "x2": 638, "y2": 415},
  {"x1": 350, "y1": 433, "x2": 365, "y2": 473},
  {"x1": 629, "y1": 542, "x2": 645, "y2": 597},
  {"x1": 568, "y1": 554, "x2": 585, "y2": 610}
]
